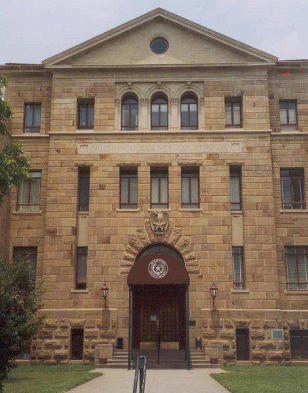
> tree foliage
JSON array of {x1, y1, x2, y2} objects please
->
[
  {"x1": 0, "y1": 77, "x2": 30, "y2": 205},
  {"x1": 0, "y1": 256, "x2": 43, "y2": 392}
]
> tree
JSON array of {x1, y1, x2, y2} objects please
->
[
  {"x1": 0, "y1": 256, "x2": 43, "y2": 392},
  {"x1": 0, "y1": 77, "x2": 30, "y2": 204}
]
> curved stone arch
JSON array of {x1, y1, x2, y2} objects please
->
[
  {"x1": 117, "y1": 85, "x2": 143, "y2": 102},
  {"x1": 176, "y1": 84, "x2": 203, "y2": 100},
  {"x1": 145, "y1": 85, "x2": 173, "y2": 101},
  {"x1": 121, "y1": 219, "x2": 200, "y2": 276}
]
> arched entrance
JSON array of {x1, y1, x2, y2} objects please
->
[{"x1": 127, "y1": 244, "x2": 190, "y2": 369}]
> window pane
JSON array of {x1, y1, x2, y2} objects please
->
[
  {"x1": 131, "y1": 105, "x2": 138, "y2": 127},
  {"x1": 152, "y1": 105, "x2": 159, "y2": 126},
  {"x1": 25, "y1": 105, "x2": 33, "y2": 126},
  {"x1": 34, "y1": 105, "x2": 41, "y2": 127},
  {"x1": 190, "y1": 104, "x2": 198, "y2": 126},
  {"x1": 160, "y1": 104, "x2": 168, "y2": 126},
  {"x1": 30, "y1": 178, "x2": 40, "y2": 204},
  {"x1": 181, "y1": 104, "x2": 188, "y2": 127},
  {"x1": 233, "y1": 104, "x2": 241, "y2": 126},
  {"x1": 18, "y1": 180, "x2": 30, "y2": 204},
  {"x1": 79, "y1": 107, "x2": 87, "y2": 127},
  {"x1": 298, "y1": 254, "x2": 308, "y2": 284},
  {"x1": 191, "y1": 177, "x2": 199, "y2": 204},
  {"x1": 88, "y1": 107, "x2": 94, "y2": 128},
  {"x1": 230, "y1": 175, "x2": 240, "y2": 204},
  {"x1": 181, "y1": 177, "x2": 189, "y2": 204},
  {"x1": 122, "y1": 105, "x2": 130, "y2": 127},
  {"x1": 130, "y1": 177, "x2": 137, "y2": 204},
  {"x1": 289, "y1": 108, "x2": 296, "y2": 124},
  {"x1": 280, "y1": 108, "x2": 287, "y2": 124},
  {"x1": 151, "y1": 178, "x2": 159, "y2": 203},
  {"x1": 78, "y1": 168, "x2": 90, "y2": 211},
  {"x1": 121, "y1": 178, "x2": 129, "y2": 204},
  {"x1": 76, "y1": 248, "x2": 87, "y2": 287},
  {"x1": 225, "y1": 104, "x2": 232, "y2": 125},
  {"x1": 160, "y1": 177, "x2": 168, "y2": 203},
  {"x1": 292, "y1": 177, "x2": 303, "y2": 203}
]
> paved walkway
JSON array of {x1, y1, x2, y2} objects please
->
[{"x1": 67, "y1": 368, "x2": 229, "y2": 393}]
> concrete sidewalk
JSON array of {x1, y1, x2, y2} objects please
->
[{"x1": 67, "y1": 368, "x2": 229, "y2": 393}]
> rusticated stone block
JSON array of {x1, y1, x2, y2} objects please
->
[
  {"x1": 85, "y1": 319, "x2": 96, "y2": 329},
  {"x1": 37, "y1": 350, "x2": 52, "y2": 361},
  {"x1": 267, "y1": 351, "x2": 284, "y2": 361},
  {"x1": 38, "y1": 330, "x2": 53, "y2": 340},
  {"x1": 44, "y1": 319, "x2": 59, "y2": 329},
  {"x1": 84, "y1": 329, "x2": 99, "y2": 339},
  {"x1": 259, "y1": 341, "x2": 276, "y2": 350},
  {"x1": 250, "y1": 331, "x2": 265, "y2": 340},
  {"x1": 54, "y1": 350, "x2": 68, "y2": 362},
  {"x1": 251, "y1": 351, "x2": 266, "y2": 362},
  {"x1": 70, "y1": 319, "x2": 86, "y2": 328},
  {"x1": 219, "y1": 331, "x2": 234, "y2": 340}
]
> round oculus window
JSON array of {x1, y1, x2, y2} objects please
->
[{"x1": 150, "y1": 37, "x2": 169, "y2": 54}]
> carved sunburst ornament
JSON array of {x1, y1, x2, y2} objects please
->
[{"x1": 148, "y1": 258, "x2": 168, "y2": 279}]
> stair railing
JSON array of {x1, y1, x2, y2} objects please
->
[{"x1": 133, "y1": 356, "x2": 147, "y2": 393}]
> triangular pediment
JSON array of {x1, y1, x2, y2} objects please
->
[{"x1": 43, "y1": 9, "x2": 277, "y2": 68}]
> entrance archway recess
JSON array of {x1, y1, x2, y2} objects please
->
[{"x1": 127, "y1": 245, "x2": 190, "y2": 369}]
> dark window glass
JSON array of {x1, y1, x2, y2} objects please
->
[
  {"x1": 76, "y1": 247, "x2": 87, "y2": 290},
  {"x1": 280, "y1": 168, "x2": 305, "y2": 209},
  {"x1": 78, "y1": 99, "x2": 94, "y2": 129},
  {"x1": 17, "y1": 171, "x2": 41, "y2": 212},
  {"x1": 13, "y1": 246, "x2": 37, "y2": 282},
  {"x1": 290, "y1": 330, "x2": 308, "y2": 360},
  {"x1": 71, "y1": 329, "x2": 84, "y2": 360},
  {"x1": 151, "y1": 167, "x2": 168, "y2": 208},
  {"x1": 150, "y1": 37, "x2": 169, "y2": 54},
  {"x1": 181, "y1": 167, "x2": 199, "y2": 208},
  {"x1": 151, "y1": 94, "x2": 168, "y2": 130},
  {"x1": 280, "y1": 100, "x2": 297, "y2": 129},
  {"x1": 236, "y1": 329, "x2": 249, "y2": 360},
  {"x1": 24, "y1": 103, "x2": 41, "y2": 133},
  {"x1": 232, "y1": 247, "x2": 244, "y2": 289},
  {"x1": 225, "y1": 98, "x2": 242, "y2": 127},
  {"x1": 230, "y1": 167, "x2": 242, "y2": 210},
  {"x1": 285, "y1": 247, "x2": 308, "y2": 290},
  {"x1": 120, "y1": 167, "x2": 138, "y2": 209},
  {"x1": 121, "y1": 95, "x2": 138, "y2": 130},
  {"x1": 181, "y1": 94, "x2": 198, "y2": 130},
  {"x1": 78, "y1": 167, "x2": 90, "y2": 211}
]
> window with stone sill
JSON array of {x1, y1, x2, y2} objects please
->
[
  {"x1": 17, "y1": 171, "x2": 41, "y2": 212},
  {"x1": 77, "y1": 98, "x2": 94, "y2": 129},
  {"x1": 121, "y1": 94, "x2": 138, "y2": 130},
  {"x1": 181, "y1": 93, "x2": 198, "y2": 130},
  {"x1": 225, "y1": 97, "x2": 242, "y2": 128},
  {"x1": 151, "y1": 94, "x2": 168, "y2": 130},
  {"x1": 76, "y1": 247, "x2": 87, "y2": 290},
  {"x1": 232, "y1": 246, "x2": 245, "y2": 289},
  {"x1": 229, "y1": 166, "x2": 242, "y2": 211},
  {"x1": 280, "y1": 168, "x2": 305, "y2": 210},
  {"x1": 285, "y1": 246, "x2": 308, "y2": 290},
  {"x1": 181, "y1": 167, "x2": 199, "y2": 208},
  {"x1": 150, "y1": 167, "x2": 168, "y2": 209},
  {"x1": 120, "y1": 167, "x2": 138, "y2": 209},
  {"x1": 280, "y1": 100, "x2": 297, "y2": 130},
  {"x1": 24, "y1": 103, "x2": 41, "y2": 133}
]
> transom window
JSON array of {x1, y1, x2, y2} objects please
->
[
  {"x1": 280, "y1": 100, "x2": 297, "y2": 129},
  {"x1": 78, "y1": 99, "x2": 94, "y2": 129},
  {"x1": 151, "y1": 94, "x2": 168, "y2": 130},
  {"x1": 280, "y1": 168, "x2": 305, "y2": 209},
  {"x1": 120, "y1": 167, "x2": 138, "y2": 209},
  {"x1": 181, "y1": 94, "x2": 198, "y2": 130},
  {"x1": 225, "y1": 97, "x2": 242, "y2": 128},
  {"x1": 17, "y1": 171, "x2": 41, "y2": 212},
  {"x1": 151, "y1": 167, "x2": 168, "y2": 208},
  {"x1": 121, "y1": 95, "x2": 138, "y2": 130},
  {"x1": 24, "y1": 103, "x2": 41, "y2": 133},
  {"x1": 181, "y1": 167, "x2": 199, "y2": 208},
  {"x1": 285, "y1": 247, "x2": 308, "y2": 290}
]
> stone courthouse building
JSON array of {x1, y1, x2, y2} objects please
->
[{"x1": 1, "y1": 8, "x2": 308, "y2": 367}]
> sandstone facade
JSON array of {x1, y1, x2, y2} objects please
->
[{"x1": 0, "y1": 9, "x2": 307, "y2": 365}]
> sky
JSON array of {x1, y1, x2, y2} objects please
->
[{"x1": 1, "y1": 0, "x2": 307, "y2": 64}]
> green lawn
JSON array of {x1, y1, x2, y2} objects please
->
[
  {"x1": 3, "y1": 364, "x2": 102, "y2": 393},
  {"x1": 212, "y1": 366, "x2": 308, "y2": 393}
]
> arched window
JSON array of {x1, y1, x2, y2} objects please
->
[
  {"x1": 151, "y1": 93, "x2": 168, "y2": 130},
  {"x1": 181, "y1": 94, "x2": 198, "y2": 130},
  {"x1": 121, "y1": 94, "x2": 138, "y2": 131}
]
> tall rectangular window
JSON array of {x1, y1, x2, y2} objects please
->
[
  {"x1": 120, "y1": 167, "x2": 138, "y2": 209},
  {"x1": 77, "y1": 99, "x2": 94, "y2": 129},
  {"x1": 280, "y1": 168, "x2": 305, "y2": 209},
  {"x1": 24, "y1": 103, "x2": 41, "y2": 133},
  {"x1": 151, "y1": 167, "x2": 168, "y2": 209},
  {"x1": 17, "y1": 171, "x2": 41, "y2": 212},
  {"x1": 280, "y1": 100, "x2": 297, "y2": 129},
  {"x1": 285, "y1": 247, "x2": 308, "y2": 290},
  {"x1": 13, "y1": 246, "x2": 37, "y2": 282},
  {"x1": 181, "y1": 167, "x2": 199, "y2": 208},
  {"x1": 230, "y1": 166, "x2": 242, "y2": 211},
  {"x1": 78, "y1": 167, "x2": 90, "y2": 212},
  {"x1": 225, "y1": 97, "x2": 242, "y2": 128},
  {"x1": 76, "y1": 247, "x2": 87, "y2": 290},
  {"x1": 232, "y1": 247, "x2": 244, "y2": 289}
]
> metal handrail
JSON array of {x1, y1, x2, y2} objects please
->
[{"x1": 133, "y1": 356, "x2": 147, "y2": 393}]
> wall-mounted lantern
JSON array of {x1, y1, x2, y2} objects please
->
[
  {"x1": 101, "y1": 283, "x2": 109, "y2": 308},
  {"x1": 209, "y1": 283, "x2": 218, "y2": 310}
]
